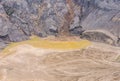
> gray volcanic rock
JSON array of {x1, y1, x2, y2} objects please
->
[
  {"x1": 69, "y1": 26, "x2": 84, "y2": 36},
  {"x1": 0, "y1": 2, "x2": 29, "y2": 42},
  {"x1": 3, "y1": 0, "x2": 33, "y2": 35},
  {"x1": 81, "y1": 30, "x2": 118, "y2": 45},
  {"x1": 0, "y1": 42, "x2": 6, "y2": 50},
  {"x1": 80, "y1": 0, "x2": 120, "y2": 38},
  {"x1": 0, "y1": 38, "x2": 9, "y2": 50},
  {"x1": 0, "y1": 0, "x2": 120, "y2": 46},
  {"x1": 0, "y1": 4, "x2": 9, "y2": 36},
  {"x1": 8, "y1": 26, "x2": 29, "y2": 42}
]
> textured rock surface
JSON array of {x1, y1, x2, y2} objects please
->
[
  {"x1": 0, "y1": 0, "x2": 120, "y2": 45},
  {"x1": 80, "y1": 0, "x2": 120, "y2": 38},
  {"x1": 81, "y1": 30, "x2": 118, "y2": 45}
]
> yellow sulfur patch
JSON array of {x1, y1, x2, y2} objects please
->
[{"x1": 0, "y1": 36, "x2": 91, "y2": 56}]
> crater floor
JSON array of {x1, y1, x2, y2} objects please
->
[{"x1": 0, "y1": 36, "x2": 120, "y2": 81}]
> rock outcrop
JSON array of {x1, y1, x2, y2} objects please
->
[
  {"x1": 80, "y1": 0, "x2": 120, "y2": 38},
  {"x1": 81, "y1": 30, "x2": 118, "y2": 45},
  {"x1": 0, "y1": 0, "x2": 120, "y2": 47}
]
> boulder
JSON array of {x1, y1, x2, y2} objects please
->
[{"x1": 81, "y1": 30, "x2": 118, "y2": 45}]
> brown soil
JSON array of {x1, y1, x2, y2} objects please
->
[{"x1": 0, "y1": 37, "x2": 120, "y2": 81}]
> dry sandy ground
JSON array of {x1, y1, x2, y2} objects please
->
[{"x1": 0, "y1": 41, "x2": 120, "y2": 81}]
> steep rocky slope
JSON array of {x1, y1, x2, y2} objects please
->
[{"x1": 0, "y1": 0, "x2": 120, "y2": 47}]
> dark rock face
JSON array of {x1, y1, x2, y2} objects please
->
[
  {"x1": 0, "y1": 0, "x2": 120, "y2": 46},
  {"x1": 80, "y1": 0, "x2": 120, "y2": 38},
  {"x1": 81, "y1": 30, "x2": 118, "y2": 45},
  {"x1": 69, "y1": 26, "x2": 84, "y2": 36},
  {"x1": 71, "y1": 0, "x2": 120, "y2": 45},
  {"x1": 0, "y1": 0, "x2": 77, "y2": 41}
]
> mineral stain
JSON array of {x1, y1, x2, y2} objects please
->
[{"x1": 1, "y1": 36, "x2": 91, "y2": 56}]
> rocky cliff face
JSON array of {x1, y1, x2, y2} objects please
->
[
  {"x1": 80, "y1": 0, "x2": 120, "y2": 37},
  {"x1": 0, "y1": 0, "x2": 120, "y2": 47}
]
